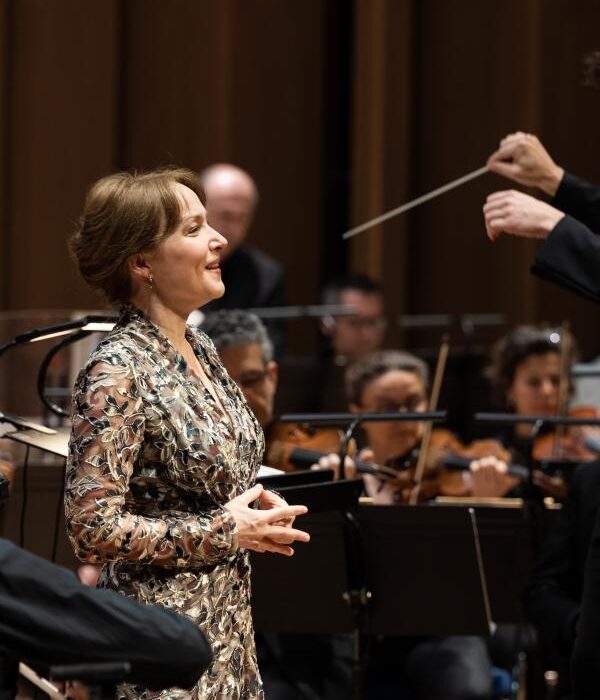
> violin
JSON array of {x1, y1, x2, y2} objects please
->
[
  {"x1": 382, "y1": 431, "x2": 525, "y2": 503},
  {"x1": 265, "y1": 420, "x2": 399, "y2": 479},
  {"x1": 530, "y1": 325, "x2": 600, "y2": 473},
  {"x1": 532, "y1": 405, "x2": 600, "y2": 463}
]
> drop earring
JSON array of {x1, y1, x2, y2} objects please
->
[{"x1": 147, "y1": 274, "x2": 154, "y2": 289}]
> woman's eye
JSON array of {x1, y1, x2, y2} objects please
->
[{"x1": 187, "y1": 225, "x2": 200, "y2": 235}]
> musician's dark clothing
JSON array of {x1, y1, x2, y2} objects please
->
[
  {"x1": 524, "y1": 462, "x2": 600, "y2": 697},
  {"x1": 572, "y1": 503, "x2": 600, "y2": 699},
  {"x1": 0, "y1": 538, "x2": 211, "y2": 699},
  {"x1": 553, "y1": 172, "x2": 600, "y2": 235},
  {"x1": 202, "y1": 244, "x2": 287, "y2": 358},
  {"x1": 364, "y1": 635, "x2": 491, "y2": 700},
  {"x1": 532, "y1": 173, "x2": 600, "y2": 303}
]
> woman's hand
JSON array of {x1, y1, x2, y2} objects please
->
[
  {"x1": 483, "y1": 190, "x2": 565, "y2": 242},
  {"x1": 468, "y1": 456, "x2": 519, "y2": 497},
  {"x1": 258, "y1": 488, "x2": 295, "y2": 528},
  {"x1": 487, "y1": 131, "x2": 564, "y2": 196},
  {"x1": 225, "y1": 484, "x2": 310, "y2": 556}
]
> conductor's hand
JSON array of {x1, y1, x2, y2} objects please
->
[
  {"x1": 483, "y1": 190, "x2": 565, "y2": 242},
  {"x1": 487, "y1": 131, "x2": 564, "y2": 196},
  {"x1": 225, "y1": 484, "x2": 310, "y2": 556}
]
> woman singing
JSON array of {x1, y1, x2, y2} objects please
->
[{"x1": 65, "y1": 168, "x2": 309, "y2": 699}]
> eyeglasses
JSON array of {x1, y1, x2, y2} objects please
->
[
  {"x1": 236, "y1": 368, "x2": 270, "y2": 389},
  {"x1": 337, "y1": 316, "x2": 387, "y2": 331}
]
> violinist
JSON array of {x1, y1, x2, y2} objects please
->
[
  {"x1": 200, "y1": 309, "x2": 353, "y2": 700},
  {"x1": 344, "y1": 349, "x2": 514, "y2": 503},
  {"x1": 344, "y1": 350, "x2": 493, "y2": 700},
  {"x1": 485, "y1": 325, "x2": 582, "y2": 500}
]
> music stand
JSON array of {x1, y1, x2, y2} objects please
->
[
  {"x1": 278, "y1": 411, "x2": 446, "y2": 480},
  {"x1": 358, "y1": 504, "x2": 493, "y2": 636},
  {"x1": 251, "y1": 474, "x2": 364, "y2": 630},
  {"x1": 257, "y1": 468, "x2": 334, "y2": 489}
]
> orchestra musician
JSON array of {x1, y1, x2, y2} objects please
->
[
  {"x1": 199, "y1": 163, "x2": 288, "y2": 358},
  {"x1": 65, "y1": 167, "x2": 309, "y2": 700},
  {"x1": 0, "y1": 536, "x2": 212, "y2": 700},
  {"x1": 343, "y1": 350, "x2": 493, "y2": 700},
  {"x1": 484, "y1": 324, "x2": 583, "y2": 500}
]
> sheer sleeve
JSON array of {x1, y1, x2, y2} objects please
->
[{"x1": 65, "y1": 360, "x2": 238, "y2": 568}]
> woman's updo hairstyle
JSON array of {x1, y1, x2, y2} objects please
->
[
  {"x1": 486, "y1": 325, "x2": 578, "y2": 408},
  {"x1": 70, "y1": 167, "x2": 204, "y2": 304}
]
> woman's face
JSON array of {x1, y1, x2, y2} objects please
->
[
  {"x1": 351, "y1": 369, "x2": 427, "y2": 464},
  {"x1": 143, "y1": 183, "x2": 228, "y2": 313},
  {"x1": 508, "y1": 352, "x2": 561, "y2": 416}
]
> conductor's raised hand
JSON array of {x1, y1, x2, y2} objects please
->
[
  {"x1": 483, "y1": 190, "x2": 565, "y2": 242},
  {"x1": 225, "y1": 483, "x2": 310, "y2": 556},
  {"x1": 487, "y1": 131, "x2": 564, "y2": 196}
]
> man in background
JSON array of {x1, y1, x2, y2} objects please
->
[
  {"x1": 199, "y1": 164, "x2": 287, "y2": 357},
  {"x1": 314, "y1": 273, "x2": 387, "y2": 411}
]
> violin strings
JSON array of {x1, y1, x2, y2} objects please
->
[{"x1": 342, "y1": 165, "x2": 489, "y2": 240}]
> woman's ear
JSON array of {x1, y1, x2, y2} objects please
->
[{"x1": 128, "y1": 253, "x2": 151, "y2": 282}]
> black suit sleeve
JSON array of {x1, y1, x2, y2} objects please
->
[
  {"x1": 572, "y1": 507, "x2": 600, "y2": 699},
  {"x1": 552, "y1": 172, "x2": 600, "y2": 235},
  {"x1": 524, "y1": 470, "x2": 582, "y2": 656},
  {"x1": 531, "y1": 215, "x2": 600, "y2": 303},
  {"x1": 0, "y1": 539, "x2": 211, "y2": 694}
]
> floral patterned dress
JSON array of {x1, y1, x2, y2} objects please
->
[{"x1": 65, "y1": 305, "x2": 265, "y2": 699}]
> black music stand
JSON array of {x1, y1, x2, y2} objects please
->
[
  {"x1": 257, "y1": 468, "x2": 334, "y2": 489},
  {"x1": 358, "y1": 504, "x2": 492, "y2": 636},
  {"x1": 278, "y1": 410, "x2": 447, "y2": 480},
  {"x1": 251, "y1": 476, "x2": 364, "y2": 633}
]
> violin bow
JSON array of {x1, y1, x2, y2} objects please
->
[
  {"x1": 342, "y1": 166, "x2": 488, "y2": 240},
  {"x1": 19, "y1": 662, "x2": 67, "y2": 700},
  {"x1": 409, "y1": 335, "x2": 450, "y2": 505}
]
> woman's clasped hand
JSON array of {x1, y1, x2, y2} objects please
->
[{"x1": 225, "y1": 483, "x2": 310, "y2": 556}]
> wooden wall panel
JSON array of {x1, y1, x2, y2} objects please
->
[
  {"x1": 350, "y1": 0, "x2": 414, "y2": 349},
  {"x1": 534, "y1": 0, "x2": 600, "y2": 357},
  {"x1": 0, "y1": 0, "x2": 599, "y2": 361},
  {"x1": 123, "y1": 0, "x2": 327, "y2": 349},
  {"x1": 408, "y1": 0, "x2": 543, "y2": 325},
  {"x1": 6, "y1": 0, "x2": 120, "y2": 310}
]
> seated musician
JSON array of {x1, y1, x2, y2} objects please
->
[
  {"x1": 200, "y1": 308, "x2": 353, "y2": 700},
  {"x1": 311, "y1": 273, "x2": 387, "y2": 413},
  {"x1": 344, "y1": 349, "x2": 515, "y2": 503},
  {"x1": 485, "y1": 325, "x2": 583, "y2": 500},
  {"x1": 343, "y1": 349, "x2": 493, "y2": 699}
]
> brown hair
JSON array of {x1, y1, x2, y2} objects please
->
[
  {"x1": 486, "y1": 325, "x2": 578, "y2": 408},
  {"x1": 345, "y1": 350, "x2": 429, "y2": 406},
  {"x1": 70, "y1": 167, "x2": 204, "y2": 304}
]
